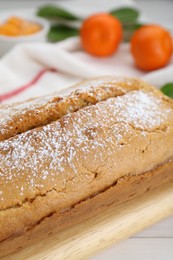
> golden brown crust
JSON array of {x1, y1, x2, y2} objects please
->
[
  {"x1": 0, "y1": 76, "x2": 168, "y2": 142},
  {"x1": 0, "y1": 159, "x2": 173, "y2": 258},
  {"x1": 0, "y1": 77, "x2": 173, "y2": 255}
]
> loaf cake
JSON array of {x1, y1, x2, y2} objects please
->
[{"x1": 0, "y1": 77, "x2": 173, "y2": 257}]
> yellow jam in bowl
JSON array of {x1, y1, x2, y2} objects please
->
[{"x1": 0, "y1": 16, "x2": 42, "y2": 37}]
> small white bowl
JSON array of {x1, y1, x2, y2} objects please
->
[{"x1": 0, "y1": 15, "x2": 49, "y2": 57}]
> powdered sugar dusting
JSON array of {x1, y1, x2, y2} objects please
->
[
  {"x1": 108, "y1": 90, "x2": 171, "y2": 129},
  {"x1": 0, "y1": 96, "x2": 53, "y2": 123},
  {"x1": 0, "y1": 79, "x2": 118, "y2": 128},
  {"x1": 0, "y1": 90, "x2": 172, "y2": 207},
  {"x1": 0, "y1": 77, "x2": 137, "y2": 141}
]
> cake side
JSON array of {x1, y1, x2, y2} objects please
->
[{"x1": 0, "y1": 159, "x2": 173, "y2": 258}]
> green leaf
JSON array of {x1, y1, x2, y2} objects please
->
[
  {"x1": 123, "y1": 22, "x2": 143, "y2": 42},
  {"x1": 161, "y1": 83, "x2": 173, "y2": 98},
  {"x1": 37, "y1": 5, "x2": 81, "y2": 21},
  {"x1": 48, "y1": 25, "x2": 79, "y2": 42},
  {"x1": 110, "y1": 7, "x2": 140, "y2": 24}
]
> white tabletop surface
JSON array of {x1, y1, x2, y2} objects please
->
[{"x1": 0, "y1": 0, "x2": 173, "y2": 259}]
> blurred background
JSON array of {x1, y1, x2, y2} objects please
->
[
  {"x1": 0, "y1": 0, "x2": 173, "y2": 32},
  {"x1": 0, "y1": 0, "x2": 173, "y2": 100}
]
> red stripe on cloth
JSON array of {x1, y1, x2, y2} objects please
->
[{"x1": 0, "y1": 68, "x2": 57, "y2": 102}]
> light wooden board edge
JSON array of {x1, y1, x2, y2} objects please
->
[{"x1": 8, "y1": 183, "x2": 173, "y2": 260}]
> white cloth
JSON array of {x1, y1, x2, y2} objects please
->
[{"x1": 0, "y1": 0, "x2": 173, "y2": 104}]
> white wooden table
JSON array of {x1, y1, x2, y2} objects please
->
[
  {"x1": 92, "y1": 217, "x2": 173, "y2": 260},
  {"x1": 0, "y1": 1, "x2": 173, "y2": 259}
]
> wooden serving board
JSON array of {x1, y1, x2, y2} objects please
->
[{"x1": 7, "y1": 183, "x2": 173, "y2": 260}]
